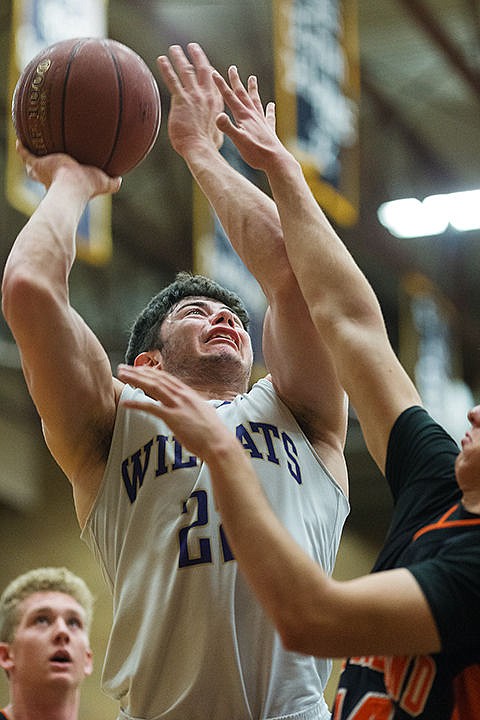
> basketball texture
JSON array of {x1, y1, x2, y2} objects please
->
[{"x1": 12, "y1": 37, "x2": 161, "y2": 176}]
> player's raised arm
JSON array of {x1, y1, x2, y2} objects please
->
[
  {"x1": 213, "y1": 67, "x2": 421, "y2": 473},
  {"x1": 1, "y1": 145, "x2": 122, "y2": 524},
  {"x1": 157, "y1": 44, "x2": 348, "y2": 489}
]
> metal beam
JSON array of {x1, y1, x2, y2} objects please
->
[
  {"x1": 399, "y1": 0, "x2": 480, "y2": 100},
  {"x1": 361, "y1": 69, "x2": 458, "y2": 184}
]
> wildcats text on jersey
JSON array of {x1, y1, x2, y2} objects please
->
[{"x1": 121, "y1": 419, "x2": 302, "y2": 504}]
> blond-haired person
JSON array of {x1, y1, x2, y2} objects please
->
[{"x1": 0, "y1": 567, "x2": 94, "y2": 720}]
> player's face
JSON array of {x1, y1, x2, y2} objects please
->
[
  {"x1": 1, "y1": 591, "x2": 93, "y2": 692},
  {"x1": 456, "y1": 405, "x2": 480, "y2": 491},
  {"x1": 158, "y1": 296, "x2": 253, "y2": 389}
]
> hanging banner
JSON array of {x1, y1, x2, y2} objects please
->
[
  {"x1": 273, "y1": 0, "x2": 360, "y2": 226},
  {"x1": 6, "y1": 0, "x2": 111, "y2": 265},
  {"x1": 399, "y1": 272, "x2": 474, "y2": 443}
]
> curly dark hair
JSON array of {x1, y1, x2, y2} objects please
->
[{"x1": 125, "y1": 271, "x2": 250, "y2": 365}]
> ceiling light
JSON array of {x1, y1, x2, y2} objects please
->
[{"x1": 377, "y1": 190, "x2": 480, "y2": 238}]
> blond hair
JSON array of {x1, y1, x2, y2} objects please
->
[{"x1": 0, "y1": 567, "x2": 94, "y2": 643}]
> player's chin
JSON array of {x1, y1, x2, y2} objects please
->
[
  {"x1": 203, "y1": 347, "x2": 251, "y2": 372},
  {"x1": 454, "y1": 447, "x2": 480, "y2": 479},
  {"x1": 203, "y1": 343, "x2": 241, "y2": 359}
]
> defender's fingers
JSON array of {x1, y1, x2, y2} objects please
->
[
  {"x1": 168, "y1": 44, "x2": 200, "y2": 90},
  {"x1": 212, "y1": 69, "x2": 246, "y2": 115},
  {"x1": 227, "y1": 66, "x2": 255, "y2": 108},
  {"x1": 247, "y1": 75, "x2": 264, "y2": 115},
  {"x1": 118, "y1": 365, "x2": 194, "y2": 408},
  {"x1": 215, "y1": 112, "x2": 239, "y2": 138},
  {"x1": 122, "y1": 398, "x2": 165, "y2": 418},
  {"x1": 265, "y1": 101, "x2": 276, "y2": 131},
  {"x1": 156, "y1": 55, "x2": 183, "y2": 95},
  {"x1": 186, "y1": 42, "x2": 215, "y2": 87}
]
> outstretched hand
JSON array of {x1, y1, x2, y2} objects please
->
[
  {"x1": 16, "y1": 141, "x2": 122, "y2": 197},
  {"x1": 117, "y1": 364, "x2": 236, "y2": 463},
  {"x1": 212, "y1": 66, "x2": 287, "y2": 172},
  {"x1": 157, "y1": 42, "x2": 224, "y2": 157}
]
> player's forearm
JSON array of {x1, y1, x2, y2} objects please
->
[
  {"x1": 205, "y1": 437, "x2": 337, "y2": 646},
  {"x1": 182, "y1": 143, "x2": 290, "y2": 295},
  {"x1": 2, "y1": 171, "x2": 92, "y2": 344},
  {"x1": 264, "y1": 152, "x2": 383, "y2": 342},
  {"x1": 4, "y1": 171, "x2": 90, "y2": 287},
  {"x1": 209, "y1": 441, "x2": 441, "y2": 658}
]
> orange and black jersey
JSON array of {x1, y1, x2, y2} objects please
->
[{"x1": 334, "y1": 406, "x2": 480, "y2": 719}]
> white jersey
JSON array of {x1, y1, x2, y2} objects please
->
[{"x1": 82, "y1": 378, "x2": 349, "y2": 720}]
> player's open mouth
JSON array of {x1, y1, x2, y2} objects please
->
[
  {"x1": 205, "y1": 330, "x2": 239, "y2": 349},
  {"x1": 50, "y1": 650, "x2": 71, "y2": 663}
]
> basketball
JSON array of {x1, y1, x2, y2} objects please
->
[{"x1": 11, "y1": 37, "x2": 161, "y2": 176}]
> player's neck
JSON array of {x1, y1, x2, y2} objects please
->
[
  {"x1": 172, "y1": 365, "x2": 249, "y2": 401},
  {"x1": 190, "y1": 381, "x2": 244, "y2": 402},
  {"x1": 5, "y1": 690, "x2": 80, "y2": 720}
]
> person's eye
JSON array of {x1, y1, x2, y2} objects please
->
[
  {"x1": 68, "y1": 617, "x2": 82, "y2": 628},
  {"x1": 35, "y1": 615, "x2": 50, "y2": 625},
  {"x1": 186, "y1": 308, "x2": 203, "y2": 316}
]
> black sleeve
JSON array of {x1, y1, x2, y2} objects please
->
[
  {"x1": 387, "y1": 407, "x2": 459, "y2": 499},
  {"x1": 408, "y1": 535, "x2": 480, "y2": 655},
  {"x1": 385, "y1": 406, "x2": 461, "y2": 522},
  {"x1": 373, "y1": 407, "x2": 461, "y2": 571}
]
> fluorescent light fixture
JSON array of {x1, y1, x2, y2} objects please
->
[
  {"x1": 378, "y1": 189, "x2": 480, "y2": 238},
  {"x1": 448, "y1": 190, "x2": 480, "y2": 231}
]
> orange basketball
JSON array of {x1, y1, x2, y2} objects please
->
[{"x1": 12, "y1": 37, "x2": 161, "y2": 176}]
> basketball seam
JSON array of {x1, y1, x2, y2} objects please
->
[
  {"x1": 103, "y1": 42, "x2": 124, "y2": 173},
  {"x1": 62, "y1": 40, "x2": 86, "y2": 154}
]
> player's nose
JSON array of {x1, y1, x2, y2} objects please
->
[
  {"x1": 467, "y1": 405, "x2": 480, "y2": 427},
  {"x1": 211, "y1": 308, "x2": 235, "y2": 327},
  {"x1": 53, "y1": 617, "x2": 71, "y2": 641}
]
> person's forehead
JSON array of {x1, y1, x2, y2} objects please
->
[{"x1": 19, "y1": 591, "x2": 84, "y2": 619}]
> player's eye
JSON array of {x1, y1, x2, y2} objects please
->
[
  {"x1": 67, "y1": 616, "x2": 82, "y2": 628},
  {"x1": 185, "y1": 307, "x2": 204, "y2": 316},
  {"x1": 34, "y1": 615, "x2": 50, "y2": 625}
]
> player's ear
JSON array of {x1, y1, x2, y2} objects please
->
[
  {"x1": 133, "y1": 350, "x2": 163, "y2": 368},
  {"x1": 0, "y1": 642, "x2": 14, "y2": 675},
  {"x1": 83, "y1": 647, "x2": 94, "y2": 678}
]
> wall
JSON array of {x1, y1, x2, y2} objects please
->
[{"x1": 0, "y1": 437, "x2": 117, "y2": 720}]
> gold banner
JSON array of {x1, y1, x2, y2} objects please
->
[
  {"x1": 6, "y1": 0, "x2": 112, "y2": 265},
  {"x1": 273, "y1": 0, "x2": 360, "y2": 226}
]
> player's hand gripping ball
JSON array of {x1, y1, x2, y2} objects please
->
[{"x1": 12, "y1": 37, "x2": 161, "y2": 176}]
